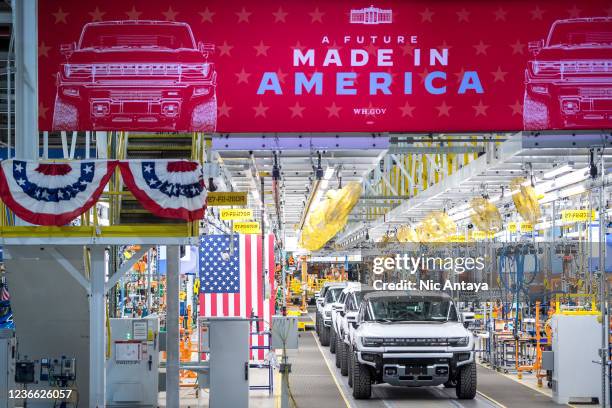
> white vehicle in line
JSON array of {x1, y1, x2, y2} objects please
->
[
  {"x1": 332, "y1": 285, "x2": 375, "y2": 377},
  {"x1": 329, "y1": 282, "x2": 363, "y2": 355},
  {"x1": 348, "y1": 291, "x2": 477, "y2": 400},
  {"x1": 317, "y1": 283, "x2": 348, "y2": 346},
  {"x1": 315, "y1": 282, "x2": 335, "y2": 337}
]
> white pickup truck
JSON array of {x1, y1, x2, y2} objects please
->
[
  {"x1": 316, "y1": 282, "x2": 347, "y2": 346},
  {"x1": 348, "y1": 291, "x2": 476, "y2": 400},
  {"x1": 331, "y1": 285, "x2": 374, "y2": 377}
]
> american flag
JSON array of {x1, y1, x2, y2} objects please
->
[
  {"x1": 0, "y1": 282, "x2": 9, "y2": 302},
  {"x1": 198, "y1": 234, "x2": 275, "y2": 360}
]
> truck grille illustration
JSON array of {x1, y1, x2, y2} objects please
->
[
  {"x1": 524, "y1": 17, "x2": 612, "y2": 130},
  {"x1": 52, "y1": 20, "x2": 217, "y2": 132}
]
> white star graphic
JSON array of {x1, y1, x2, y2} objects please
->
[
  {"x1": 58, "y1": 190, "x2": 64, "y2": 198},
  {"x1": 15, "y1": 163, "x2": 23, "y2": 172},
  {"x1": 41, "y1": 190, "x2": 49, "y2": 199},
  {"x1": 16, "y1": 178, "x2": 25, "y2": 186},
  {"x1": 144, "y1": 165, "x2": 153, "y2": 173},
  {"x1": 84, "y1": 165, "x2": 93, "y2": 174}
]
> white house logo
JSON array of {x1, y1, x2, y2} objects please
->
[{"x1": 350, "y1": 5, "x2": 392, "y2": 24}]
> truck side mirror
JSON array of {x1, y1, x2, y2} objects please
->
[
  {"x1": 528, "y1": 39, "x2": 544, "y2": 54},
  {"x1": 198, "y1": 41, "x2": 215, "y2": 57},
  {"x1": 462, "y1": 311, "x2": 475, "y2": 328},
  {"x1": 346, "y1": 312, "x2": 358, "y2": 327},
  {"x1": 60, "y1": 42, "x2": 76, "y2": 57}
]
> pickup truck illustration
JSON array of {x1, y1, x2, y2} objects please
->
[
  {"x1": 52, "y1": 20, "x2": 217, "y2": 132},
  {"x1": 524, "y1": 17, "x2": 612, "y2": 130}
]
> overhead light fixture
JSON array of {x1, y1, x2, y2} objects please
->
[{"x1": 543, "y1": 164, "x2": 572, "y2": 179}]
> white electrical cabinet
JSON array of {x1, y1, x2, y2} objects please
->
[
  {"x1": 551, "y1": 314, "x2": 601, "y2": 404},
  {"x1": 0, "y1": 329, "x2": 15, "y2": 408},
  {"x1": 106, "y1": 317, "x2": 160, "y2": 407}
]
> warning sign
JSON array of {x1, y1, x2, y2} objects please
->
[
  {"x1": 233, "y1": 222, "x2": 261, "y2": 234},
  {"x1": 207, "y1": 192, "x2": 248, "y2": 206},
  {"x1": 220, "y1": 208, "x2": 253, "y2": 220},
  {"x1": 561, "y1": 210, "x2": 595, "y2": 223}
]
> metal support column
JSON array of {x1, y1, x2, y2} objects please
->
[
  {"x1": 166, "y1": 246, "x2": 180, "y2": 407},
  {"x1": 89, "y1": 246, "x2": 106, "y2": 408},
  {"x1": 600, "y1": 152, "x2": 609, "y2": 408},
  {"x1": 13, "y1": 0, "x2": 38, "y2": 160}
]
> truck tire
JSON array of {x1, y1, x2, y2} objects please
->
[
  {"x1": 348, "y1": 348, "x2": 354, "y2": 387},
  {"x1": 340, "y1": 343, "x2": 349, "y2": 376},
  {"x1": 456, "y1": 362, "x2": 477, "y2": 399},
  {"x1": 190, "y1": 94, "x2": 217, "y2": 133},
  {"x1": 523, "y1": 91, "x2": 550, "y2": 130},
  {"x1": 320, "y1": 326, "x2": 330, "y2": 346},
  {"x1": 52, "y1": 95, "x2": 79, "y2": 130},
  {"x1": 335, "y1": 335, "x2": 343, "y2": 368},
  {"x1": 352, "y1": 361, "x2": 372, "y2": 399},
  {"x1": 330, "y1": 327, "x2": 337, "y2": 353}
]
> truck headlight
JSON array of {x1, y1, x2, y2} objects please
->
[
  {"x1": 448, "y1": 337, "x2": 469, "y2": 347},
  {"x1": 202, "y1": 63, "x2": 211, "y2": 77},
  {"x1": 362, "y1": 337, "x2": 384, "y2": 347}
]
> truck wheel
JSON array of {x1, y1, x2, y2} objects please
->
[
  {"x1": 523, "y1": 91, "x2": 550, "y2": 130},
  {"x1": 352, "y1": 361, "x2": 372, "y2": 399},
  {"x1": 348, "y1": 348, "x2": 354, "y2": 387},
  {"x1": 330, "y1": 328, "x2": 337, "y2": 353},
  {"x1": 340, "y1": 343, "x2": 349, "y2": 376},
  {"x1": 320, "y1": 326, "x2": 330, "y2": 346},
  {"x1": 52, "y1": 95, "x2": 79, "y2": 130},
  {"x1": 456, "y1": 363, "x2": 477, "y2": 399},
  {"x1": 335, "y1": 335, "x2": 343, "y2": 368},
  {"x1": 190, "y1": 94, "x2": 217, "y2": 133}
]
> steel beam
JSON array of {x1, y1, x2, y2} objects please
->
[
  {"x1": 390, "y1": 154, "x2": 416, "y2": 191},
  {"x1": 13, "y1": 0, "x2": 37, "y2": 160},
  {"x1": 47, "y1": 247, "x2": 90, "y2": 293},
  {"x1": 212, "y1": 134, "x2": 389, "y2": 151},
  {"x1": 89, "y1": 245, "x2": 106, "y2": 408},
  {"x1": 105, "y1": 245, "x2": 152, "y2": 292},
  {"x1": 165, "y1": 246, "x2": 180, "y2": 408},
  {"x1": 336, "y1": 132, "x2": 523, "y2": 245},
  {"x1": 388, "y1": 146, "x2": 485, "y2": 154}
]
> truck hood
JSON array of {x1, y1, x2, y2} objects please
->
[
  {"x1": 536, "y1": 46, "x2": 612, "y2": 60},
  {"x1": 66, "y1": 48, "x2": 206, "y2": 64},
  {"x1": 357, "y1": 321, "x2": 469, "y2": 338}
]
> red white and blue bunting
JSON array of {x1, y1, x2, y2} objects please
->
[
  {"x1": 0, "y1": 159, "x2": 208, "y2": 225},
  {"x1": 0, "y1": 160, "x2": 117, "y2": 226},
  {"x1": 119, "y1": 160, "x2": 207, "y2": 221}
]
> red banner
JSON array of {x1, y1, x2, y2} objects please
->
[{"x1": 38, "y1": 1, "x2": 612, "y2": 133}]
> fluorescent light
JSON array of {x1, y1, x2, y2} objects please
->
[{"x1": 543, "y1": 164, "x2": 572, "y2": 179}]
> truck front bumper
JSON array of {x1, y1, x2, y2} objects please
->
[{"x1": 356, "y1": 351, "x2": 474, "y2": 387}]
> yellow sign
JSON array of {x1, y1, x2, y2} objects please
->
[
  {"x1": 220, "y1": 208, "x2": 253, "y2": 220},
  {"x1": 520, "y1": 222, "x2": 533, "y2": 232},
  {"x1": 233, "y1": 222, "x2": 261, "y2": 234},
  {"x1": 448, "y1": 235, "x2": 466, "y2": 243},
  {"x1": 207, "y1": 191, "x2": 248, "y2": 206},
  {"x1": 473, "y1": 230, "x2": 494, "y2": 240},
  {"x1": 508, "y1": 222, "x2": 517, "y2": 233},
  {"x1": 561, "y1": 209, "x2": 595, "y2": 223}
]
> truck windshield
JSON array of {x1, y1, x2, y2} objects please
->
[
  {"x1": 548, "y1": 21, "x2": 612, "y2": 47},
  {"x1": 324, "y1": 288, "x2": 343, "y2": 304},
  {"x1": 367, "y1": 297, "x2": 458, "y2": 322},
  {"x1": 80, "y1": 24, "x2": 196, "y2": 50}
]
